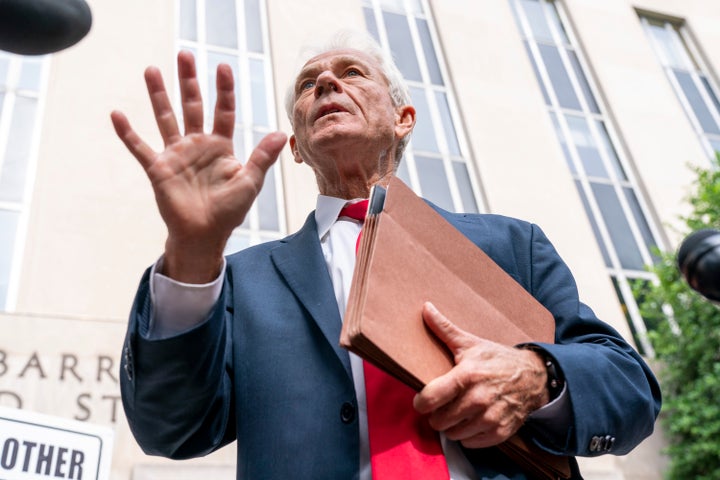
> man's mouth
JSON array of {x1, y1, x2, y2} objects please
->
[{"x1": 315, "y1": 104, "x2": 348, "y2": 121}]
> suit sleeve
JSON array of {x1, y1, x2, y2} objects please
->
[
  {"x1": 521, "y1": 224, "x2": 661, "y2": 457},
  {"x1": 120, "y1": 267, "x2": 236, "y2": 459}
]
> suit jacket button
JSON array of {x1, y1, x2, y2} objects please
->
[
  {"x1": 589, "y1": 436, "x2": 601, "y2": 452},
  {"x1": 340, "y1": 402, "x2": 356, "y2": 424},
  {"x1": 605, "y1": 435, "x2": 615, "y2": 451},
  {"x1": 123, "y1": 347, "x2": 133, "y2": 380}
]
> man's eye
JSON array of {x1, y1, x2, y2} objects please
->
[
  {"x1": 346, "y1": 69, "x2": 360, "y2": 77},
  {"x1": 300, "y1": 80, "x2": 315, "y2": 90}
]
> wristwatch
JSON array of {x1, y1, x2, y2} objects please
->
[{"x1": 522, "y1": 345, "x2": 565, "y2": 401}]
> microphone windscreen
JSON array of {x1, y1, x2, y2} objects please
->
[
  {"x1": 677, "y1": 228, "x2": 720, "y2": 302},
  {"x1": 0, "y1": 0, "x2": 92, "y2": 55}
]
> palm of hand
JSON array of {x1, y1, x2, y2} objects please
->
[
  {"x1": 111, "y1": 50, "x2": 287, "y2": 281},
  {"x1": 147, "y1": 133, "x2": 250, "y2": 241}
]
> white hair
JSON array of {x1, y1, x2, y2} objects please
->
[{"x1": 284, "y1": 30, "x2": 413, "y2": 164}]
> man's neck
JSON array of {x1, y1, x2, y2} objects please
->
[{"x1": 316, "y1": 168, "x2": 395, "y2": 199}]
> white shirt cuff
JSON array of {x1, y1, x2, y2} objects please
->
[
  {"x1": 148, "y1": 256, "x2": 226, "y2": 339},
  {"x1": 526, "y1": 382, "x2": 571, "y2": 442}
]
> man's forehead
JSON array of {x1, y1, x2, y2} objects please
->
[{"x1": 300, "y1": 48, "x2": 379, "y2": 72}]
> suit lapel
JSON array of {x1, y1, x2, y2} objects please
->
[{"x1": 270, "y1": 213, "x2": 353, "y2": 379}]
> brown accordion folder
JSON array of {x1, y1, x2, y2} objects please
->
[{"x1": 340, "y1": 176, "x2": 571, "y2": 480}]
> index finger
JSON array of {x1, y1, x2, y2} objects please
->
[{"x1": 413, "y1": 369, "x2": 463, "y2": 415}]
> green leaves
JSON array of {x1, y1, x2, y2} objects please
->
[{"x1": 638, "y1": 156, "x2": 720, "y2": 479}]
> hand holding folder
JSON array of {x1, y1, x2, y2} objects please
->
[{"x1": 340, "y1": 176, "x2": 571, "y2": 480}]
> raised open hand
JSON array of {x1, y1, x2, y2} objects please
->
[{"x1": 111, "y1": 51, "x2": 287, "y2": 282}]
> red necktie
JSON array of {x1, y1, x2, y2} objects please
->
[{"x1": 339, "y1": 201, "x2": 450, "y2": 480}]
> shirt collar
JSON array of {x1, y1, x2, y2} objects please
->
[{"x1": 315, "y1": 195, "x2": 366, "y2": 240}]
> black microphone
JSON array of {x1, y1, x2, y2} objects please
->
[
  {"x1": 0, "y1": 0, "x2": 92, "y2": 55},
  {"x1": 677, "y1": 228, "x2": 720, "y2": 302}
]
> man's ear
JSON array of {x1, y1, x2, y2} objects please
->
[
  {"x1": 289, "y1": 135, "x2": 303, "y2": 164},
  {"x1": 394, "y1": 105, "x2": 416, "y2": 141}
]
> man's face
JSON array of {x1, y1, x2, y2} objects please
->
[{"x1": 289, "y1": 48, "x2": 405, "y2": 168}]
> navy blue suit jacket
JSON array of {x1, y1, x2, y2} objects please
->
[{"x1": 120, "y1": 207, "x2": 661, "y2": 479}]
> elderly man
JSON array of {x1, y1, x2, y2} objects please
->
[{"x1": 112, "y1": 31, "x2": 660, "y2": 479}]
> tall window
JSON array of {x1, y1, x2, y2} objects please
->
[
  {"x1": 178, "y1": 0, "x2": 284, "y2": 253},
  {"x1": 640, "y1": 13, "x2": 720, "y2": 161},
  {"x1": 0, "y1": 53, "x2": 48, "y2": 311},
  {"x1": 363, "y1": 0, "x2": 483, "y2": 213},
  {"x1": 510, "y1": 0, "x2": 664, "y2": 356}
]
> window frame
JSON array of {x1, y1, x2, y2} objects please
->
[
  {"x1": 0, "y1": 53, "x2": 50, "y2": 311},
  {"x1": 639, "y1": 13, "x2": 720, "y2": 161},
  {"x1": 511, "y1": 0, "x2": 665, "y2": 356}
]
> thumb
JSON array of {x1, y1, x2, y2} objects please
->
[
  {"x1": 244, "y1": 131, "x2": 287, "y2": 180},
  {"x1": 423, "y1": 302, "x2": 478, "y2": 356}
]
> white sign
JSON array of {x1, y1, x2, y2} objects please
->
[{"x1": 0, "y1": 407, "x2": 113, "y2": 480}]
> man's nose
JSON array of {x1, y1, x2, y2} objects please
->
[{"x1": 314, "y1": 71, "x2": 341, "y2": 97}]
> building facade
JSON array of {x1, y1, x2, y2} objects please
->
[{"x1": 2, "y1": 0, "x2": 720, "y2": 478}]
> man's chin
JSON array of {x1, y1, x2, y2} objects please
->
[{"x1": 309, "y1": 125, "x2": 366, "y2": 146}]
